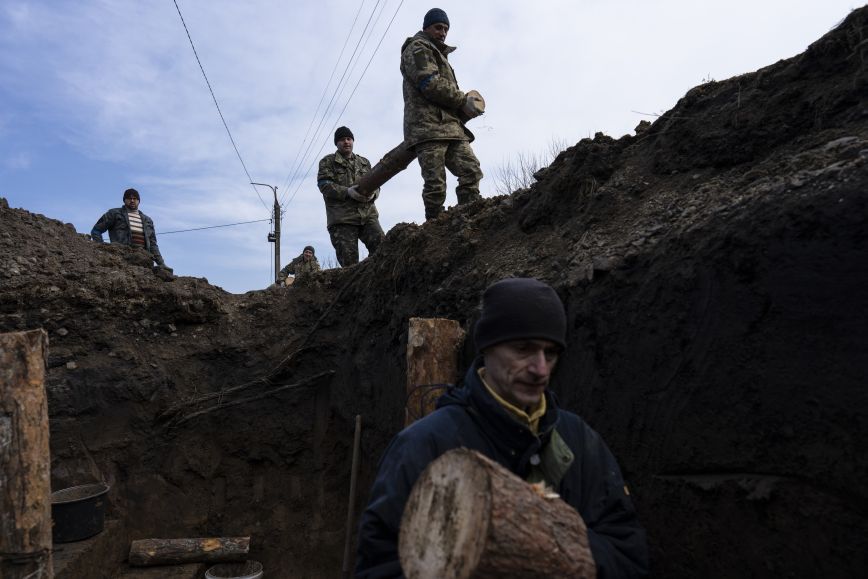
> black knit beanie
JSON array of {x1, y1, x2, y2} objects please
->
[
  {"x1": 303, "y1": 245, "x2": 315, "y2": 255},
  {"x1": 423, "y1": 8, "x2": 449, "y2": 29},
  {"x1": 334, "y1": 126, "x2": 354, "y2": 144},
  {"x1": 474, "y1": 278, "x2": 566, "y2": 353}
]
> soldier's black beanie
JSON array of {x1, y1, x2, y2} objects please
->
[
  {"x1": 304, "y1": 245, "x2": 315, "y2": 255},
  {"x1": 123, "y1": 188, "x2": 140, "y2": 200},
  {"x1": 423, "y1": 8, "x2": 449, "y2": 29},
  {"x1": 474, "y1": 278, "x2": 566, "y2": 353},
  {"x1": 334, "y1": 126, "x2": 354, "y2": 144}
]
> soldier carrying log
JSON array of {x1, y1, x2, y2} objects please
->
[{"x1": 356, "y1": 278, "x2": 649, "y2": 578}]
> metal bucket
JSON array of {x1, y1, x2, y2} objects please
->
[
  {"x1": 51, "y1": 482, "x2": 110, "y2": 543},
  {"x1": 205, "y1": 561, "x2": 264, "y2": 579}
]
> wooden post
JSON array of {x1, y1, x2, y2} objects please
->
[
  {"x1": 128, "y1": 537, "x2": 250, "y2": 566},
  {"x1": 405, "y1": 318, "x2": 465, "y2": 426},
  {"x1": 399, "y1": 449, "x2": 596, "y2": 579},
  {"x1": 0, "y1": 330, "x2": 53, "y2": 579}
]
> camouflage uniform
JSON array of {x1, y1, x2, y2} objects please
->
[
  {"x1": 278, "y1": 254, "x2": 321, "y2": 285},
  {"x1": 401, "y1": 31, "x2": 483, "y2": 220},
  {"x1": 317, "y1": 151, "x2": 385, "y2": 267}
]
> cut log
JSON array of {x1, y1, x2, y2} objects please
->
[
  {"x1": 405, "y1": 318, "x2": 466, "y2": 425},
  {"x1": 399, "y1": 449, "x2": 596, "y2": 579},
  {"x1": 0, "y1": 330, "x2": 52, "y2": 579},
  {"x1": 355, "y1": 141, "x2": 417, "y2": 196},
  {"x1": 128, "y1": 537, "x2": 250, "y2": 567}
]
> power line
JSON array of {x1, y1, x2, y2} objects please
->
[
  {"x1": 158, "y1": 218, "x2": 271, "y2": 235},
  {"x1": 279, "y1": 0, "x2": 369, "y2": 198},
  {"x1": 172, "y1": 0, "x2": 269, "y2": 213},
  {"x1": 280, "y1": 0, "x2": 387, "y2": 207},
  {"x1": 285, "y1": 0, "x2": 406, "y2": 206}
]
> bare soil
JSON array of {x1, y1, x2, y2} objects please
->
[{"x1": 1, "y1": 7, "x2": 867, "y2": 578}]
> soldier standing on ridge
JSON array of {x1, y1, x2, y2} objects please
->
[
  {"x1": 318, "y1": 126, "x2": 385, "y2": 267},
  {"x1": 400, "y1": 8, "x2": 485, "y2": 221}
]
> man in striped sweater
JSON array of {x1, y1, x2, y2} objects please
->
[{"x1": 91, "y1": 188, "x2": 166, "y2": 268}]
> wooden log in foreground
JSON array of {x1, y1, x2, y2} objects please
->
[
  {"x1": 399, "y1": 449, "x2": 596, "y2": 579},
  {"x1": 128, "y1": 537, "x2": 250, "y2": 566},
  {"x1": 0, "y1": 330, "x2": 52, "y2": 579}
]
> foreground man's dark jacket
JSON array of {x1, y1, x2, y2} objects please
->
[{"x1": 355, "y1": 358, "x2": 650, "y2": 578}]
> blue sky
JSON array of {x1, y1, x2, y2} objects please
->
[{"x1": 0, "y1": 1, "x2": 857, "y2": 292}]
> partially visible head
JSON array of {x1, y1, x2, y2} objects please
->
[
  {"x1": 303, "y1": 245, "x2": 315, "y2": 260},
  {"x1": 474, "y1": 278, "x2": 567, "y2": 409},
  {"x1": 422, "y1": 8, "x2": 449, "y2": 41},
  {"x1": 334, "y1": 126, "x2": 354, "y2": 156},
  {"x1": 123, "y1": 188, "x2": 140, "y2": 210}
]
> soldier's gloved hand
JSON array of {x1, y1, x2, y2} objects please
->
[
  {"x1": 461, "y1": 90, "x2": 485, "y2": 119},
  {"x1": 347, "y1": 186, "x2": 371, "y2": 203}
]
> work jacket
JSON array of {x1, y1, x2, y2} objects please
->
[
  {"x1": 355, "y1": 358, "x2": 650, "y2": 578},
  {"x1": 317, "y1": 151, "x2": 381, "y2": 227},
  {"x1": 278, "y1": 254, "x2": 320, "y2": 283},
  {"x1": 400, "y1": 32, "x2": 472, "y2": 147},
  {"x1": 90, "y1": 207, "x2": 164, "y2": 266}
]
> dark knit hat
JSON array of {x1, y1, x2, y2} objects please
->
[
  {"x1": 474, "y1": 278, "x2": 566, "y2": 353},
  {"x1": 303, "y1": 245, "x2": 315, "y2": 255},
  {"x1": 123, "y1": 188, "x2": 140, "y2": 200},
  {"x1": 423, "y1": 8, "x2": 449, "y2": 29},
  {"x1": 334, "y1": 126, "x2": 354, "y2": 144}
]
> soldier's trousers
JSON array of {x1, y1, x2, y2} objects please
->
[
  {"x1": 415, "y1": 140, "x2": 483, "y2": 220},
  {"x1": 328, "y1": 221, "x2": 385, "y2": 267}
]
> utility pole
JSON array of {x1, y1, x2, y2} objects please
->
[{"x1": 252, "y1": 183, "x2": 280, "y2": 284}]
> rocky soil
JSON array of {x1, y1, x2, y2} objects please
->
[{"x1": 1, "y1": 7, "x2": 867, "y2": 578}]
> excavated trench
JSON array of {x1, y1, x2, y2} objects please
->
[{"x1": 1, "y1": 8, "x2": 867, "y2": 578}]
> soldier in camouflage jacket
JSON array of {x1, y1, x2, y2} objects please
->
[
  {"x1": 278, "y1": 245, "x2": 321, "y2": 285},
  {"x1": 400, "y1": 8, "x2": 483, "y2": 220},
  {"x1": 317, "y1": 126, "x2": 385, "y2": 267}
]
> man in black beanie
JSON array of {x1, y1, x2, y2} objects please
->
[
  {"x1": 400, "y1": 7, "x2": 485, "y2": 221},
  {"x1": 277, "y1": 245, "x2": 320, "y2": 286},
  {"x1": 317, "y1": 126, "x2": 385, "y2": 267},
  {"x1": 356, "y1": 278, "x2": 649, "y2": 578}
]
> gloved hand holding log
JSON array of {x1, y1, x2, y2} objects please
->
[{"x1": 398, "y1": 448, "x2": 596, "y2": 578}]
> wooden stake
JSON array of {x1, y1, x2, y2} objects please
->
[
  {"x1": 399, "y1": 449, "x2": 596, "y2": 579},
  {"x1": 0, "y1": 330, "x2": 52, "y2": 579},
  {"x1": 128, "y1": 537, "x2": 250, "y2": 566},
  {"x1": 405, "y1": 318, "x2": 465, "y2": 425},
  {"x1": 341, "y1": 415, "x2": 363, "y2": 579}
]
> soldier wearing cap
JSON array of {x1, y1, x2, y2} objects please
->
[
  {"x1": 400, "y1": 8, "x2": 485, "y2": 221},
  {"x1": 317, "y1": 126, "x2": 385, "y2": 267},
  {"x1": 277, "y1": 245, "x2": 321, "y2": 286},
  {"x1": 356, "y1": 278, "x2": 649, "y2": 578}
]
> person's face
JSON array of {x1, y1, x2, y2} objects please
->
[
  {"x1": 483, "y1": 339, "x2": 560, "y2": 410},
  {"x1": 124, "y1": 196, "x2": 139, "y2": 210},
  {"x1": 423, "y1": 22, "x2": 448, "y2": 42},
  {"x1": 336, "y1": 136, "x2": 354, "y2": 156},
  {"x1": 303, "y1": 249, "x2": 313, "y2": 261}
]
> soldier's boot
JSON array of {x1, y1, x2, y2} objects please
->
[
  {"x1": 425, "y1": 205, "x2": 444, "y2": 221},
  {"x1": 456, "y1": 191, "x2": 481, "y2": 205}
]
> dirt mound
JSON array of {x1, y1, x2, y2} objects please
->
[{"x1": 2, "y1": 7, "x2": 867, "y2": 577}]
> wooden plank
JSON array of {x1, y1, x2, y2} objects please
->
[
  {"x1": 405, "y1": 318, "x2": 465, "y2": 425},
  {"x1": 399, "y1": 449, "x2": 596, "y2": 578},
  {"x1": 0, "y1": 330, "x2": 53, "y2": 578}
]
